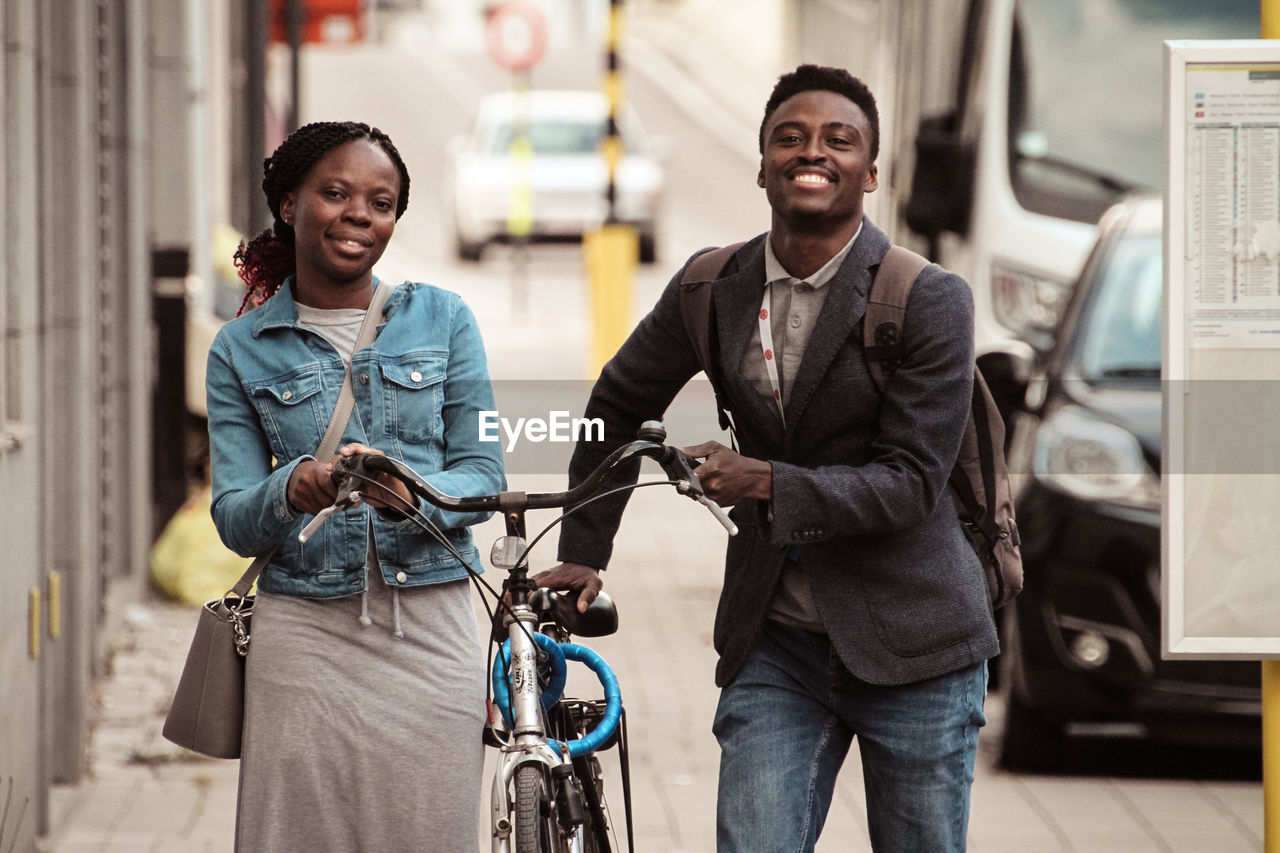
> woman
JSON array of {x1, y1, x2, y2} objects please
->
[{"x1": 206, "y1": 121, "x2": 505, "y2": 851}]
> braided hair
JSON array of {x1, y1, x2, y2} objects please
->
[{"x1": 233, "y1": 121, "x2": 411, "y2": 314}]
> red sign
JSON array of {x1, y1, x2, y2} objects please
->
[
  {"x1": 268, "y1": 0, "x2": 364, "y2": 45},
  {"x1": 484, "y1": 1, "x2": 547, "y2": 72}
]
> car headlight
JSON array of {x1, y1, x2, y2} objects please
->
[
  {"x1": 1031, "y1": 405, "x2": 1159, "y2": 510},
  {"x1": 991, "y1": 260, "x2": 1074, "y2": 350}
]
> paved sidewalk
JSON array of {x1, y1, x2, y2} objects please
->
[{"x1": 40, "y1": 481, "x2": 1265, "y2": 852}]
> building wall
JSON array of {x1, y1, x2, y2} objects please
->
[{"x1": 0, "y1": 1, "x2": 253, "y2": 846}]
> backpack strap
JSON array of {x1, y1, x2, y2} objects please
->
[
  {"x1": 863, "y1": 245, "x2": 931, "y2": 390},
  {"x1": 679, "y1": 243, "x2": 746, "y2": 438}
]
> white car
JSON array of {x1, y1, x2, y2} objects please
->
[{"x1": 446, "y1": 90, "x2": 665, "y2": 263}]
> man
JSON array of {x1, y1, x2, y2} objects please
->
[{"x1": 538, "y1": 65, "x2": 997, "y2": 852}]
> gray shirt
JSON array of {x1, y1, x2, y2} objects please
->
[{"x1": 745, "y1": 227, "x2": 859, "y2": 632}]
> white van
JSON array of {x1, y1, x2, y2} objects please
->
[{"x1": 870, "y1": 0, "x2": 1258, "y2": 387}]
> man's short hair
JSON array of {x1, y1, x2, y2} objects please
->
[{"x1": 759, "y1": 65, "x2": 879, "y2": 162}]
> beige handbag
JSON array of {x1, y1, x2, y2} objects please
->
[{"x1": 162, "y1": 283, "x2": 391, "y2": 758}]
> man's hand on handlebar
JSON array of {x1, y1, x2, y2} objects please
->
[
  {"x1": 531, "y1": 563, "x2": 604, "y2": 613},
  {"x1": 682, "y1": 441, "x2": 772, "y2": 507}
]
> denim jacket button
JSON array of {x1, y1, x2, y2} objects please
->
[
  {"x1": 359, "y1": 373, "x2": 370, "y2": 384},
  {"x1": 410, "y1": 370, "x2": 422, "y2": 383},
  {"x1": 395, "y1": 571, "x2": 408, "y2": 583},
  {"x1": 281, "y1": 390, "x2": 292, "y2": 400}
]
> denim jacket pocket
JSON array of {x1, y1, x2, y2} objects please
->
[
  {"x1": 246, "y1": 368, "x2": 326, "y2": 461},
  {"x1": 379, "y1": 354, "x2": 446, "y2": 443}
]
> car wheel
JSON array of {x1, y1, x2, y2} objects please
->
[
  {"x1": 638, "y1": 231, "x2": 657, "y2": 264},
  {"x1": 997, "y1": 615, "x2": 1068, "y2": 772}
]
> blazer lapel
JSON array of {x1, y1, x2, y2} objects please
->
[
  {"x1": 784, "y1": 222, "x2": 892, "y2": 430},
  {"x1": 710, "y1": 239, "x2": 788, "y2": 449}
]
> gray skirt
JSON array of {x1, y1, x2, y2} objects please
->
[{"x1": 235, "y1": 574, "x2": 486, "y2": 852}]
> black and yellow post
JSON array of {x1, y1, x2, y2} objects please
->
[{"x1": 583, "y1": 0, "x2": 637, "y2": 375}]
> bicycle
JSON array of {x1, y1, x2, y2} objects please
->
[{"x1": 299, "y1": 420, "x2": 736, "y2": 853}]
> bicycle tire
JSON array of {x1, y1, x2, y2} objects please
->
[{"x1": 514, "y1": 763, "x2": 559, "y2": 853}]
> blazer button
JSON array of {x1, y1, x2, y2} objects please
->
[{"x1": 395, "y1": 571, "x2": 408, "y2": 583}]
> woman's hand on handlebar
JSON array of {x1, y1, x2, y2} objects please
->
[
  {"x1": 334, "y1": 443, "x2": 415, "y2": 511},
  {"x1": 288, "y1": 443, "x2": 414, "y2": 517},
  {"x1": 287, "y1": 459, "x2": 340, "y2": 516},
  {"x1": 531, "y1": 563, "x2": 604, "y2": 613}
]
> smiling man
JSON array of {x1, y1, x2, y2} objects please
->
[{"x1": 540, "y1": 65, "x2": 996, "y2": 852}]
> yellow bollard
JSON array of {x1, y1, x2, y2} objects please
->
[{"x1": 583, "y1": 224, "x2": 637, "y2": 375}]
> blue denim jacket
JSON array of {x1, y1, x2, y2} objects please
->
[{"x1": 207, "y1": 279, "x2": 505, "y2": 597}]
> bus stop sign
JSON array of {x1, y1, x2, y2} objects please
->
[{"x1": 485, "y1": 2, "x2": 546, "y2": 73}]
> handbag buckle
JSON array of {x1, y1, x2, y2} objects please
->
[{"x1": 219, "y1": 593, "x2": 252, "y2": 657}]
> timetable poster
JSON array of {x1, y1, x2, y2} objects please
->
[{"x1": 1184, "y1": 63, "x2": 1280, "y2": 348}]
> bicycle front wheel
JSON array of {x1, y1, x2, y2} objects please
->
[{"x1": 514, "y1": 763, "x2": 560, "y2": 853}]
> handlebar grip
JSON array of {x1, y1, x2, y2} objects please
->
[{"x1": 696, "y1": 495, "x2": 738, "y2": 536}]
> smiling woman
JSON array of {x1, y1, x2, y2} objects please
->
[
  {"x1": 208, "y1": 120, "x2": 505, "y2": 852},
  {"x1": 279, "y1": 139, "x2": 401, "y2": 306},
  {"x1": 233, "y1": 121, "x2": 410, "y2": 313}
]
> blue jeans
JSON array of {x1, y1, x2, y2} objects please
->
[{"x1": 713, "y1": 621, "x2": 987, "y2": 852}]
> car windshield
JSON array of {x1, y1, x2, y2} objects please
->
[
  {"x1": 1076, "y1": 231, "x2": 1162, "y2": 381},
  {"x1": 483, "y1": 118, "x2": 605, "y2": 155},
  {"x1": 1011, "y1": 0, "x2": 1257, "y2": 221}
]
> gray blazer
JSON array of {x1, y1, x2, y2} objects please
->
[{"x1": 558, "y1": 220, "x2": 999, "y2": 687}]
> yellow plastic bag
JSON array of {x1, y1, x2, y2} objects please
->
[{"x1": 150, "y1": 486, "x2": 252, "y2": 606}]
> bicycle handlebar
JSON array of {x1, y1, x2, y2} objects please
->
[{"x1": 298, "y1": 420, "x2": 738, "y2": 543}]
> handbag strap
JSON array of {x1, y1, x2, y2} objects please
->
[{"x1": 227, "y1": 281, "x2": 394, "y2": 600}]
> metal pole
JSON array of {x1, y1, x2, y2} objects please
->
[
  {"x1": 286, "y1": 0, "x2": 303, "y2": 132},
  {"x1": 246, "y1": 0, "x2": 269, "y2": 230},
  {"x1": 583, "y1": 0, "x2": 636, "y2": 375},
  {"x1": 508, "y1": 71, "x2": 532, "y2": 322}
]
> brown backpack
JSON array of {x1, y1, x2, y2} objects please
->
[{"x1": 678, "y1": 243, "x2": 1023, "y2": 609}]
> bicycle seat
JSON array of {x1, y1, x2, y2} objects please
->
[{"x1": 544, "y1": 590, "x2": 618, "y2": 638}]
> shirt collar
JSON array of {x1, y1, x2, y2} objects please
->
[{"x1": 763, "y1": 221, "x2": 862, "y2": 290}]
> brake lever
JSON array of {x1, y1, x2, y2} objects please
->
[
  {"x1": 659, "y1": 447, "x2": 737, "y2": 536},
  {"x1": 695, "y1": 494, "x2": 738, "y2": 536},
  {"x1": 297, "y1": 458, "x2": 368, "y2": 544}
]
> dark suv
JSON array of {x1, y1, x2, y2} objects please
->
[{"x1": 997, "y1": 194, "x2": 1261, "y2": 771}]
